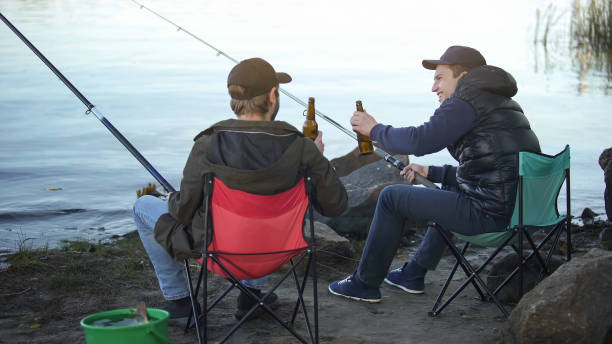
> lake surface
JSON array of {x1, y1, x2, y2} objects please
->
[{"x1": 1, "y1": 0, "x2": 610, "y2": 252}]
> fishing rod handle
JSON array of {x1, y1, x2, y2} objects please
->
[{"x1": 382, "y1": 153, "x2": 439, "y2": 189}]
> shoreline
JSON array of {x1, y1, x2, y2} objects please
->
[{"x1": 0, "y1": 219, "x2": 609, "y2": 343}]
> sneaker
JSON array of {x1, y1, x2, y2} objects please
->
[
  {"x1": 163, "y1": 297, "x2": 200, "y2": 327},
  {"x1": 328, "y1": 274, "x2": 381, "y2": 303},
  {"x1": 383, "y1": 262, "x2": 425, "y2": 294},
  {"x1": 234, "y1": 288, "x2": 280, "y2": 321}
]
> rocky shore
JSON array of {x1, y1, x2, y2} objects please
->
[{"x1": 0, "y1": 148, "x2": 611, "y2": 343}]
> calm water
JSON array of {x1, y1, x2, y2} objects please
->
[{"x1": 1, "y1": 0, "x2": 610, "y2": 252}]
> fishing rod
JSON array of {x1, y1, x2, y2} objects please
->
[
  {"x1": 130, "y1": 0, "x2": 438, "y2": 190},
  {"x1": 0, "y1": 11, "x2": 176, "y2": 193}
]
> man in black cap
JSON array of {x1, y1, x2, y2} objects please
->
[
  {"x1": 329, "y1": 46, "x2": 540, "y2": 302},
  {"x1": 133, "y1": 57, "x2": 347, "y2": 323}
]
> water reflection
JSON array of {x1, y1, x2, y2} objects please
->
[{"x1": 533, "y1": 0, "x2": 611, "y2": 94}]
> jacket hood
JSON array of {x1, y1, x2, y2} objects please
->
[
  {"x1": 194, "y1": 119, "x2": 303, "y2": 141},
  {"x1": 454, "y1": 65, "x2": 517, "y2": 99}
]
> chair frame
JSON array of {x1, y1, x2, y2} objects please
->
[
  {"x1": 184, "y1": 173, "x2": 320, "y2": 344},
  {"x1": 430, "y1": 148, "x2": 571, "y2": 318}
]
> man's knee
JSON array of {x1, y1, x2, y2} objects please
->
[
  {"x1": 378, "y1": 184, "x2": 416, "y2": 206},
  {"x1": 133, "y1": 195, "x2": 157, "y2": 218}
]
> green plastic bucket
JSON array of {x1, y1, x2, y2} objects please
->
[{"x1": 80, "y1": 308, "x2": 171, "y2": 344}]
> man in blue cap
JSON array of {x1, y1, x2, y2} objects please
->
[{"x1": 329, "y1": 46, "x2": 541, "y2": 302}]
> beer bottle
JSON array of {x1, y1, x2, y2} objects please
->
[
  {"x1": 355, "y1": 100, "x2": 374, "y2": 155},
  {"x1": 303, "y1": 97, "x2": 318, "y2": 140}
]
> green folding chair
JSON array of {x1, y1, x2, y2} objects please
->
[{"x1": 430, "y1": 145, "x2": 571, "y2": 317}]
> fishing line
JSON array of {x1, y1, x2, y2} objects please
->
[
  {"x1": 130, "y1": 0, "x2": 438, "y2": 189},
  {"x1": 0, "y1": 11, "x2": 176, "y2": 193}
]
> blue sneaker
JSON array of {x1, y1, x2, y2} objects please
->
[
  {"x1": 328, "y1": 274, "x2": 381, "y2": 303},
  {"x1": 383, "y1": 262, "x2": 425, "y2": 294}
]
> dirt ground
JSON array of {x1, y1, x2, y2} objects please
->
[{"x1": 0, "y1": 236, "x2": 510, "y2": 344}]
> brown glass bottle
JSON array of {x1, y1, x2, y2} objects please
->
[
  {"x1": 355, "y1": 100, "x2": 374, "y2": 155},
  {"x1": 303, "y1": 97, "x2": 318, "y2": 140}
]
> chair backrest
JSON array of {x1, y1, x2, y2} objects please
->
[
  {"x1": 204, "y1": 177, "x2": 310, "y2": 280},
  {"x1": 509, "y1": 145, "x2": 570, "y2": 228}
]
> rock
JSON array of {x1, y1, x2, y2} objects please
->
[
  {"x1": 330, "y1": 147, "x2": 385, "y2": 177},
  {"x1": 486, "y1": 252, "x2": 563, "y2": 304},
  {"x1": 600, "y1": 227, "x2": 612, "y2": 242},
  {"x1": 580, "y1": 207, "x2": 597, "y2": 226},
  {"x1": 316, "y1": 157, "x2": 420, "y2": 237},
  {"x1": 600, "y1": 227, "x2": 612, "y2": 251},
  {"x1": 507, "y1": 248, "x2": 612, "y2": 344},
  {"x1": 303, "y1": 220, "x2": 355, "y2": 267},
  {"x1": 599, "y1": 148, "x2": 612, "y2": 221},
  {"x1": 122, "y1": 230, "x2": 140, "y2": 239}
]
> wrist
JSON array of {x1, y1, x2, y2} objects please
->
[{"x1": 368, "y1": 122, "x2": 380, "y2": 137}]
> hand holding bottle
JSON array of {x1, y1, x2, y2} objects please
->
[
  {"x1": 314, "y1": 130, "x2": 324, "y2": 153},
  {"x1": 350, "y1": 108, "x2": 378, "y2": 137}
]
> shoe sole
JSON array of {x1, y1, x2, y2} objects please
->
[
  {"x1": 328, "y1": 285, "x2": 381, "y2": 303},
  {"x1": 383, "y1": 278, "x2": 424, "y2": 294}
]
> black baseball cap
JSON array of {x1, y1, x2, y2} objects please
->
[
  {"x1": 227, "y1": 57, "x2": 291, "y2": 100},
  {"x1": 422, "y1": 46, "x2": 486, "y2": 70}
]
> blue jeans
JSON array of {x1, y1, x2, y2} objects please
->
[
  {"x1": 133, "y1": 195, "x2": 268, "y2": 300},
  {"x1": 356, "y1": 185, "x2": 508, "y2": 287}
]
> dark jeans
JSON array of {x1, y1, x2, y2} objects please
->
[{"x1": 356, "y1": 184, "x2": 508, "y2": 287}]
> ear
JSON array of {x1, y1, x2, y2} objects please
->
[
  {"x1": 458, "y1": 71, "x2": 468, "y2": 79},
  {"x1": 267, "y1": 87, "x2": 277, "y2": 104}
]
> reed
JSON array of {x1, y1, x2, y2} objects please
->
[{"x1": 571, "y1": 0, "x2": 612, "y2": 76}]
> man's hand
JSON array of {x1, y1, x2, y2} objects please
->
[
  {"x1": 400, "y1": 163, "x2": 429, "y2": 184},
  {"x1": 314, "y1": 130, "x2": 324, "y2": 153},
  {"x1": 350, "y1": 110, "x2": 378, "y2": 137}
]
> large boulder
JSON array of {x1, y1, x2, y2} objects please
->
[
  {"x1": 303, "y1": 220, "x2": 355, "y2": 266},
  {"x1": 330, "y1": 147, "x2": 385, "y2": 177},
  {"x1": 316, "y1": 156, "x2": 419, "y2": 237},
  {"x1": 486, "y1": 252, "x2": 563, "y2": 304},
  {"x1": 507, "y1": 248, "x2": 612, "y2": 344},
  {"x1": 599, "y1": 147, "x2": 612, "y2": 222}
]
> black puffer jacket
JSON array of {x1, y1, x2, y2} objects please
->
[{"x1": 448, "y1": 65, "x2": 541, "y2": 220}]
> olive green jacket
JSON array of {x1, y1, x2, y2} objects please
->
[{"x1": 154, "y1": 119, "x2": 348, "y2": 260}]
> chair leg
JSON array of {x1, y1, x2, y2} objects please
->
[
  {"x1": 431, "y1": 249, "x2": 509, "y2": 317},
  {"x1": 431, "y1": 225, "x2": 511, "y2": 317},
  {"x1": 500, "y1": 224, "x2": 564, "y2": 292},
  {"x1": 431, "y1": 242, "x2": 470, "y2": 314},
  {"x1": 290, "y1": 257, "x2": 311, "y2": 324},
  {"x1": 524, "y1": 231, "x2": 550, "y2": 275},
  {"x1": 184, "y1": 259, "x2": 204, "y2": 344},
  {"x1": 434, "y1": 226, "x2": 487, "y2": 299},
  {"x1": 285, "y1": 252, "x2": 318, "y2": 343},
  {"x1": 289, "y1": 258, "x2": 315, "y2": 344},
  {"x1": 209, "y1": 252, "x2": 314, "y2": 344},
  {"x1": 542, "y1": 223, "x2": 564, "y2": 272},
  {"x1": 312, "y1": 248, "x2": 319, "y2": 344}
]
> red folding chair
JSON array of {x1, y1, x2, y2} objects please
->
[{"x1": 184, "y1": 173, "x2": 319, "y2": 344}]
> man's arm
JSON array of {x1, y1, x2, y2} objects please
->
[
  {"x1": 427, "y1": 165, "x2": 458, "y2": 187},
  {"x1": 301, "y1": 138, "x2": 348, "y2": 217},
  {"x1": 167, "y1": 141, "x2": 207, "y2": 224},
  {"x1": 369, "y1": 98, "x2": 476, "y2": 156}
]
